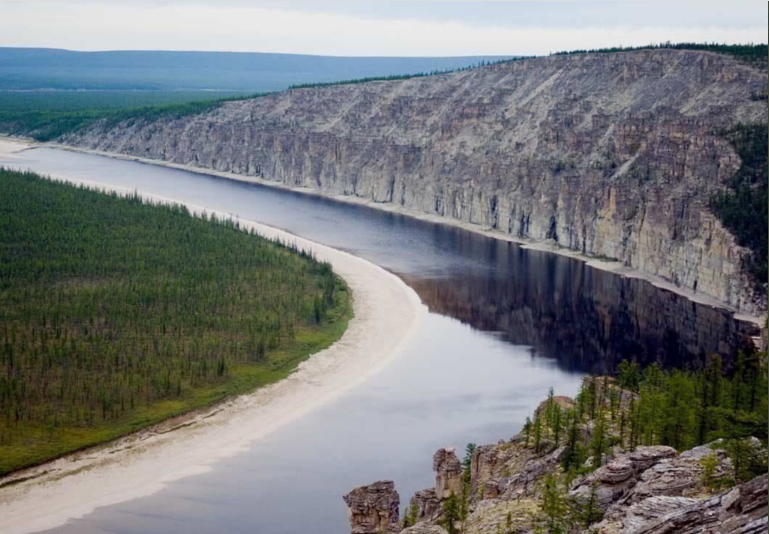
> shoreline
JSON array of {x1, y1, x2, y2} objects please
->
[
  {"x1": 7, "y1": 135, "x2": 763, "y2": 327},
  {"x1": 0, "y1": 139, "x2": 427, "y2": 534}
]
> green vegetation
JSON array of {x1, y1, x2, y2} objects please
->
[
  {"x1": 287, "y1": 59, "x2": 515, "y2": 90},
  {"x1": 552, "y1": 42, "x2": 768, "y2": 67},
  {"x1": 0, "y1": 92, "x2": 269, "y2": 142},
  {"x1": 441, "y1": 493, "x2": 461, "y2": 534},
  {"x1": 541, "y1": 353, "x2": 769, "y2": 481},
  {"x1": 710, "y1": 123, "x2": 768, "y2": 286},
  {"x1": 0, "y1": 169, "x2": 352, "y2": 474},
  {"x1": 528, "y1": 353, "x2": 768, "y2": 532},
  {"x1": 0, "y1": 90, "x2": 251, "y2": 112}
]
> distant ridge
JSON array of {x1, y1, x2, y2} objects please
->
[{"x1": 0, "y1": 48, "x2": 515, "y2": 91}]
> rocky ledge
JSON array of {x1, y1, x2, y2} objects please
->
[{"x1": 343, "y1": 378, "x2": 768, "y2": 534}]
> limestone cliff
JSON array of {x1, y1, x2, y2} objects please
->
[{"x1": 61, "y1": 49, "x2": 768, "y2": 313}]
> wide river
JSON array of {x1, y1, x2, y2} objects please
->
[{"x1": 2, "y1": 148, "x2": 755, "y2": 534}]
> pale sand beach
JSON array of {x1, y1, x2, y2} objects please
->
[{"x1": 0, "y1": 141, "x2": 427, "y2": 534}]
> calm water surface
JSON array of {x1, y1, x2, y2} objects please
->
[{"x1": 1, "y1": 148, "x2": 752, "y2": 534}]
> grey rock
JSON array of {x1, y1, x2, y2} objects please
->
[
  {"x1": 62, "y1": 49, "x2": 769, "y2": 314},
  {"x1": 433, "y1": 447, "x2": 462, "y2": 499},
  {"x1": 592, "y1": 496, "x2": 699, "y2": 534},
  {"x1": 636, "y1": 474, "x2": 768, "y2": 534},
  {"x1": 343, "y1": 480, "x2": 400, "y2": 534},
  {"x1": 410, "y1": 489, "x2": 441, "y2": 522},
  {"x1": 569, "y1": 446, "x2": 677, "y2": 512}
]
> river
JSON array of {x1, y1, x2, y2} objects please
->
[{"x1": 0, "y1": 147, "x2": 754, "y2": 534}]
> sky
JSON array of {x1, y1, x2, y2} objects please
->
[{"x1": 0, "y1": 1, "x2": 766, "y2": 57}]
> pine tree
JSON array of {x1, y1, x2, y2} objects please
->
[
  {"x1": 539, "y1": 474, "x2": 568, "y2": 534},
  {"x1": 441, "y1": 493, "x2": 461, "y2": 534}
]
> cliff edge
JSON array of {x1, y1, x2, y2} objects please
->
[{"x1": 61, "y1": 48, "x2": 768, "y2": 313}]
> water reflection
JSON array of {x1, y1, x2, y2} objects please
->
[{"x1": 403, "y1": 244, "x2": 755, "y2": 373}]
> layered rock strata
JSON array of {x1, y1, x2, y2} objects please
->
[{"x1": 62, "y1": 49, "x2": 769, "y2": 314}]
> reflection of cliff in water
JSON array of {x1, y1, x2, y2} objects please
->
[{"x1": 401, "y1": 241, "x2": 757, "y2": 375}]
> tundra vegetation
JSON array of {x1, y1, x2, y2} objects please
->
[{"x1": 0, "y1": 169, "x2": 352, "y2": 475}]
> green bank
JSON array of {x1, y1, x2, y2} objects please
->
[{"x1": 0, "y1": 169, "x2": 352, "y2": 475}]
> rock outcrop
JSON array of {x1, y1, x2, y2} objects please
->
[
  {"x1": 343, "y1": 480, "x2": 400, "y2": 534},
  {"x1": 635, "y1": 474, "x2": 768, "y2": 534},
  {"x1": 346, "y1": 379, "x2": 768, "y2": 534},
  {"x1": 409, "y1": 489, "x2": 441, "y2": 522},
  {"x1": 569, "y1": 446, "x2": 678, "y2": 512},
  {"x1": 433, "y1": 447, "x2": 462, "y2": 499},
  {"x1": 63, "y1": 49, "x2": 768, "y2": 314},
  {"x1": 621, "y1": 443, "x2": 734, "y2": 504}
]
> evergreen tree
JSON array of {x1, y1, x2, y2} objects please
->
[
  {"x1": 538, "y1": 474, "x2": 569, "y2": 534},
  {"x1": 441, "y1": 493, "x2": 461, "y2": 534}
]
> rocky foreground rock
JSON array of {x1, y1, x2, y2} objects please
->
[
  {"x1": 343, "y1": 480, "x2": 400, "y2": 534},
  {"x1": 62, "y1": 49, "x2": 768, "y2": 314},
  {"x1": 343, "y1": 381, "x2": 767, "y2": 534}
]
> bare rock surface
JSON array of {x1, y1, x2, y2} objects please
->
[
  {"x1": 433, "y1": 448, "x2": 462, "y2": 499},
  {"x1": 636, "y1": 474, "x2": 768, "y2": 534},
  {"x1": 622, "y1": 443, "x2": 733, "y2": 504},
  {"x1": 343, "y1": 480, "x2": 400, "y2": 534},
  {"x1": 592, "y1": 496, "x2": 699, "y2": 534},
  {"x1": 569, "y1": 446, "x2": 677, "y2": 512},
  {"x1": 63, "y1": 49, "x2": 768, "y2": 314},
  {"x1": 399, "y1": 525, "x2": 448, "y2": 534},
  {"x1": 410, "y1": 488, "x2": 441, "y2": 522}
]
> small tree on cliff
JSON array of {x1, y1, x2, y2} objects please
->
[
  {"x1": 403, "y1": 502, "x2": 419, "y2": 528},
  {"x1": 537, "y1": 474, "x2": 569, "y2": 534},
  {"x1": 441, "y1": 493, "x2": 461, "y2": 534}
]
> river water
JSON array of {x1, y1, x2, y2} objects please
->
[{"x1": 1, "y1": 148, "x2": 754, "y2": 534}]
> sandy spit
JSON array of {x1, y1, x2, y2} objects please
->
[
  {"x1": 0, "y1": 138, "x2": 427, "y2": 534},
  {"x1": 15, "y1": 136, "x2": 763, "y2": 327}
]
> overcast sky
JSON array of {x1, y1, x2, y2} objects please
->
[{"x1": 1, "y1": 1, "x2": 766, "y2": 56}]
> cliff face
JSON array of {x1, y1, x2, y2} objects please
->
[{"x1": 63, "y1": 49, "x2": 768, "y2": 313}]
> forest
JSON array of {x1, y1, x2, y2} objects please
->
[
  {"x1": 0, "y1": 169, "x2": 352, "y2": 474},
  {"x1": 0, "y1": 91, "x2": 269, "y2": 142},
  {"x1": 710, "y1": 123, "x2": 768, "y2": 285}
]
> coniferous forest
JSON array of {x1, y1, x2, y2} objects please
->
[{"x1": 0, "y1": 169, "x2": 352, "y2": 474}]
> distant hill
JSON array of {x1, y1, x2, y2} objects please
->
[{"x1": 0, "y1": 48, "x2": 514, "y2": 91}]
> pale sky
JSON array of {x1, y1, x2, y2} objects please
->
[{"x1": 1, "y1": 1, "x2": 766, "y2": 57}]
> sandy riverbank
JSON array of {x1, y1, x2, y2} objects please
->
[
  {"x1": 0, "y1": 138, "x2": 426, "y2": 534},
  {"x1": 16, "y1": 137, "x2": 764, "y2": 327}
]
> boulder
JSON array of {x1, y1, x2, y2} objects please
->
[
  {"x1": 343, "y1": 480, "x2": 400, "y2": 534},
  {"x1": 591, "y1": 496, "x2": 698, "y2": 533}
]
